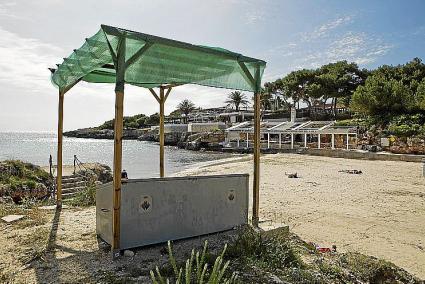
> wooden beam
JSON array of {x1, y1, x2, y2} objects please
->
[
  {"x1": 149, "y1": 88, "x2": 160, "y2": 103},
  {"x1": 56, "y1": 91, "x2": 64, "y2": 207},
  {"x1": 252, "y1": 91, "x2": 261, "y2": 227},
  {"x1": 112, "y1": 90, "x2": 124, "y2": 256},
  {"x1": 159, "y1": 87, "x2": 165, "y2": 178},
  {"x1": 125, "y1": 42, "x2": 153, "y2": 69},
  {"x1": 164, "y1": 87, "x2": 172, "y2": 102},
  {"x1": 238, "y1": 61, "x2": 256, "y2": 91}
]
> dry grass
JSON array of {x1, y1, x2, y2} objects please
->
[
  {"x1": 0, "y1": 203, "x2": 49, "y2": 229},
  {"x1": 17, "y1": 226, "x2": 50, "y2": 264}
]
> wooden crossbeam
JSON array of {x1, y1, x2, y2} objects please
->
[
  {"x1": 125, "y1": 42, "x2": 153, "y2": 68},
  {"x1": 238, "y1": 61, "x2": 256, "y2": 90},
  {"x1": 148, "y1": 88, "x2": 160, "y2": 103}
]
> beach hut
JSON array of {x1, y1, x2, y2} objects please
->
[{"x1": 49, "y1": 25, "x2": 266, "y2": 257}]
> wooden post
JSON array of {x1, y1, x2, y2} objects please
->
[
  {"x1": 159, "y1": 87, "x2": 165, "y2": 178},
  {"x1": 56, "y1": 91, "x2": 64, "y2": 207},
  {"x1": 252, "y1": 91, "x2": 261, "y2": 226},
  {"x1": 246, "y1": 132, "x2": 249, "y2": 148},
  {"x1": 112, "y1": 90, "x2": 124, "y2": 255},
  {"x1": 304, "y1": 133, "x2": 307, "y2": 148},
  {"x1": 150, "y1": 86, "x2": 171, "y2": 178},
  {"x1": 332, "y1": 133, "x2": 335, "y2": 149},
  {"x1": 112, "y1": 33, "x2": 126, "y2": 257}
]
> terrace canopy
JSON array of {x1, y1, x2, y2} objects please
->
[{"x1": 50, "y1": 25, "x2": 266, "y2": 253}]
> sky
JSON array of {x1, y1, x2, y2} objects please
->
[{"x1": 0, "y1": 0, "x2": 424, "y2": 132}]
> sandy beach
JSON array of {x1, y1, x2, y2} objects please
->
[{"x1": 176, "y1": 153, "x2": 425, "y2": 278}]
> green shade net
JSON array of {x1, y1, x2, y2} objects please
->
[{"x1": 51, "y1": 25, "x2": 266, "y2": 93}]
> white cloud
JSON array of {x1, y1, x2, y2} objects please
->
[
  {"x1": 305, "y1": 32, "x2": 393, "y2": 67},
  {"x1": 303, "y1": 15, "x2": 353, "y2": 41},
  {"x1": 264, "y1": 15, "x2": 393, "y2": 75},
  {"x1": 412, "y1": 25, "x2": 425, "y2": 36},
  {"x1": 245, "y1": 10, "x2": 266, "y2": 24},
  {"x1": 0, "y1": 2, "x2": 25, "y2": 20},
  {"x1": 0, "y1": 25, "x2": 62, "y2": 92}
]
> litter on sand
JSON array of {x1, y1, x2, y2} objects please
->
[
  {"x1": 338, "y1": 169, "x2": 363, "y2": 174},
  {"x1": 311, "y1": 243, "x2": 337, "y2": 253},
  {"x1": 285, "y1": 172, "x2": 298, "y2": 178}
]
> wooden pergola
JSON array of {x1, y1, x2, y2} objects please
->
[{"x1": 50, "y1": 25, "x2": 266, "y2": 254}]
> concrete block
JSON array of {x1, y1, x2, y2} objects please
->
[{"x1": 1, "y1": 215, "x2": 24, "y2": 223}]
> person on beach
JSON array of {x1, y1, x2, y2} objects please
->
[{"x1": 121, "y1": 170, "x2": 128, "y2": 182}]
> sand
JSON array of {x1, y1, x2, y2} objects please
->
[
  {"x1": 176, "y1": 153, "x2": 425, "y2": 279},
  {"x1": 2, "y1": 153, "x2": 424, "y2": 281}
]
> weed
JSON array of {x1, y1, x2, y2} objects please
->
[
  {"x1": 226, "y1": 227, "x2": 303, "y2": 270},
  {"x1": 18, "y1": 227, "x2": 50, "y2": 264},
  {"x1": 67, "y1": 183, "x2": 96, "y2": 207},
  {"x1": 0, "y1": 201, "x2": 49, "y2": 229},
  {"x1": 338, "y1": 252, "x2": 419, "y2": 283},
  {"x1": 150, "y1": 240, "x2": 238, "y2": 284}
]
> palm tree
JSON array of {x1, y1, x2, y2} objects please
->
[
  {"x1": 177, "y1": 99, "x2": 196, "y2": 123},
  {"x1": 225, "y1": 91, "x2": 249, "y2": 111}
]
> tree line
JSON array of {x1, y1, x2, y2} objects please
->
[
  {"x1": 96, "y1": 58, "x2": 425, "y2": 137},
  {"x1": 263, "y1": 57, "x2": 425, "y2": 137},
  {"x1": 264, "y1": 58, "x2": 425, "y2": 117}
]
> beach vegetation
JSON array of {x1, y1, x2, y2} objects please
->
[
  {"x1": 150, "y1": 240, "x2": 237, "y2": 284},
  {"x1": 0, "y1": 160, "x2": 52, "y2": 203},
  {"x1": 67, "y1": 182, "x2": 97, "y2": 207},
  {"x1": 17, "y1": 226, "x2": 50, "y2": 264},
  {"x1": 98, "y1": 113, "x2": 161, "y2": 130}
]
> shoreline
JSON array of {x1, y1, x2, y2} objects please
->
[{"x1": 172, "y1": 154, "x2": 252, "y2": 177}]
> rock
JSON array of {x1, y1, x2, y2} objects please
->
[
  {"x1": 123, "y1": 250, "x2": 135, "y2": 257},
  {"x1": 76, "y1": 163, "x2": 113, "y2": 184},
  {"x1": 1, "y1": 214, "x2": 25, "y2": 223}
]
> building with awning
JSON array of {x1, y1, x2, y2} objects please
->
[{"x1": 225, "y1": 120, "x2": 358, "y2": 150}]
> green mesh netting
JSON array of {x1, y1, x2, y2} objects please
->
[{"x1": 51, "y1": 25, "x2": 266, "y2": 93}]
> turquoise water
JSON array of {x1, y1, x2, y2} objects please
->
[{"x1": 0, "y1": 132, "x2": 231, "y2": 178}]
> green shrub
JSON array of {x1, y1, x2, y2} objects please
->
[
  {"x1": 226, "y1": 227, "x2": 303, "y2": 271},
  {"x1": 338, "y1": 252, "x2": 418, "y2": 283},
  {"x1": 387, "y1": 114, "x2": 425, "y2": 137},
  {"x1": 0, "y1": 160, "x2": 52, "y2": 203},
  {"x1": 67, "y1": 183, "x2": 96, "y2": 207},
  {"x1": 150, "y1": 240, "x2": 237, "y2": 284}
]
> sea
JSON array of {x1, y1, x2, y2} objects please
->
[{"x1": 0, "y1": 132, "x2": 233, "y2": 178}]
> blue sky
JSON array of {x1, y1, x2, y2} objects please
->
[{"x1": 0, "y1": 0, "x2": 424, "y2": 132}]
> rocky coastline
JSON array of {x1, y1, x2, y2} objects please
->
[
  {"x1": 64, "y1": 127, "x2": 227, "y2": 151},
  {"x1": 63, "y1": 128, "x2": 146, "y2": 140}
]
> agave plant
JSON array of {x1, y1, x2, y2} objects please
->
[{"x1": 150, "y1": 240, "x2": 237, "y2": 284}]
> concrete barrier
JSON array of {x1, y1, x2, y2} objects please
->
[{"x1": 96, "y1": 174, "x2": 249, "y2": 249}]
